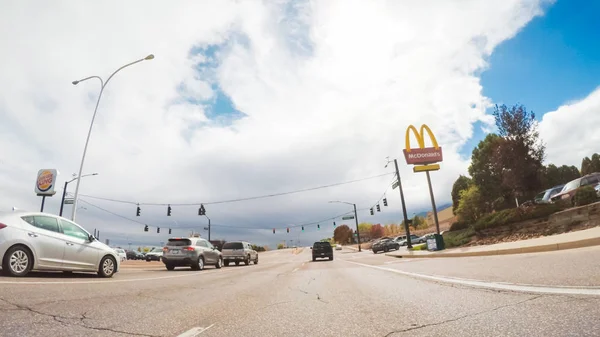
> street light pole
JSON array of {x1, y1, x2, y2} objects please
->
[
  {"x1": 204, "y1": 215, "x2": 211, "y2": 241},
  {"x1": 70, "y1": 54, "x2": 154, "y2": 222},
  {"x1": 329, "y1": 200, "x2": 361, "y2": 252},
  {"x1": 59, "y1": 173, "x2": 98, "y2": 217}
]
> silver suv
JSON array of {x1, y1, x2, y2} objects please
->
[
  {"x1": 161, "y1": 236, "x2": 223, "y2": 271},
  {"x1": 222, "y1": 241, "x2": 258, "y2": 266}
]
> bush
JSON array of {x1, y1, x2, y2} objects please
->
[
  {"x1": 449, "y1": 220, "x2": 470, "y2": 232},
  {"x1": 408, "y1": 244, "x2": 428, "y2": 251},
  {"x1": 574, "y1": 186, "x2": 599, "y2": 207},
  {"x1": 277, "y1": 243, "x2": 284, "y2": 250},
  {"x1": 443, "y1": 227, "x2": 475, "y2": 248},
  {"x1": 474, "y1": 203, "x2": 564, "y2": 231}
]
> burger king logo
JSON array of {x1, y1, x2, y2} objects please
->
[{"x1": 36, "y1": 170, "x2": 55, "y2": 192}]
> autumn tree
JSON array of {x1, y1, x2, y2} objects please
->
[
  {"x1": 455, "y1": 185, "x2": 484, "y2": 223},
  {"x1": 581, "y1": 153, "x2": 600, "y2": 176},
  {"x1": 543, "y1": 164, "x2": 580, "y2": 188},
  {"x1": 333, "y1": 225, "x2": 352, "y2": 244},
  {"x1": 451, "y1": 175, "x2": 472, "y2": 214},
  {"x1": 370, "y1": 224, "x2": 384, "y2": 238},
  {"x1": 493, "y1": 104, "x2": 545, "y2": 201}
]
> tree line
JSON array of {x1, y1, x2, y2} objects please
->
[
  {"x1": 451, "y1": 103, "x2": 599, "y2": 224},
  {"x1": 332, "y1": 217, "x2": 427, "y2": 244}
]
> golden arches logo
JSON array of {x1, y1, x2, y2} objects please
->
[{"x1": 405, "y1": 124, "x2": 439, "y2": 152}]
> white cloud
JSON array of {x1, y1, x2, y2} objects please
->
[
  {"x1": 539, "y1": 86, "x2": 600, "y2": 167},
  {"x1": 0, "y1": 0, "x2": 549, "y2": 247}
]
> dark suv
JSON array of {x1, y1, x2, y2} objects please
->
[{"x1": 312, "y1": 242, "x2": 333, "y2": 261}]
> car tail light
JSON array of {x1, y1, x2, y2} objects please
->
[
  {"x1": 0, "y1": 223, "x2": 6, "y2": 229},
  {"x1": 182, "y1": 246, "x2": 195, "y2": 252}
]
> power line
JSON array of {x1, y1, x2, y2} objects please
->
[{"x1": 77, "y1": 172, "x2": 394, "y2": 206}]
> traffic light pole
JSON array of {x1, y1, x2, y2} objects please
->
[
  {"x1": 394, "y1": 159, "x2": 412, "y2": 248},
  {"x1": 204, "y1": 215, "x2": 211, "y2": 241},
  {"x1": 353, "y1": 203, "x2": 361, "y2": 252}
]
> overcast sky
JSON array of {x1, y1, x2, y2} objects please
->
[{"x1": 1, "y1": 0, "x2": 598, "y2": 249}]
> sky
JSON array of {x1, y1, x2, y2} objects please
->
[{"x1": 1, "y1": 0, "x2": 599, "y2": 249}]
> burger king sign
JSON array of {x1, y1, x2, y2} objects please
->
[{"x1": 35, "y1": 169, "x2": 58, "y2": 196}]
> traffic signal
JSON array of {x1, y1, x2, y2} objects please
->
[
  {"x1": 317, "y1": 224, "x2": 320, "y2": 230},
  {"x1": 157, "y1": 227, "x2": 160, "y2": 233},
  {"x1": 370, "y1": 208, "x2": 374, "y2": 215},
  {"x1": 383, "y1": 198, "x2": 388, "y2": 206},
  {"x1": 273, "y1": 228, "x2": 275, "y2": 234},
  {"x1": 144, "y1": 225, "x2": 148, "y2": 232},
  {"x1": 302, "y1": 226, "x2": 304, "y2": 232},
  {"x1": 198, "y1": 204, "x2": 206, "y2": 216},
  {"x1": 333, "y1": 222, "x2": 336, "y2": 228},
  {"x1": 136, "y1": 205, "x2": 141, "y2": 216},
  {"x1": 376, "y1": 204, "x2": 381, "y2": 212},
  {"x1": 167, "y1": 205, "x2": 172, "y2": 216},
  {"x1": 168, "y1": 228, "x2": 172, "y2": 234},
  {"x1": 286, "y1": 228, "x2": 289, "y2": 233}
]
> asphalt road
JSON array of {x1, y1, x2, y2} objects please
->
[{"x1": 0, "y1": 247, "x2": 599, "y2": 337}]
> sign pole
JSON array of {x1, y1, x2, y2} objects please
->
[
  {"x1": 353, "y1": 203, "x2": 361, "y2": 252},
  {"x1": 425, "y1": 171, "x2": 440, "y2": 235},
  {"x1": 394, "y1": 159, "x2": 412, "y2": 248},
  {"x1": 40, "y1": 196, "x2": 46, "y2": 212}
]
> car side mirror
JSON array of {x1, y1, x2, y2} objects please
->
[{"x1": 88, "y1": 234, "x2": 95, "y2": 242}]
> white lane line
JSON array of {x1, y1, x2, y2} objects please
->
[
  {"x1": 344, "y1": 260, "x2": 600, "y2": 296},
  {"x1": 292, "y1": 268, "x2": 299, "y2": 273},
  {"x1": 177, "y1": 324, "x2": 215, "y2": 337},
  {"x1": 0, "y1": 268, "x2": 238, "y2": 285}
]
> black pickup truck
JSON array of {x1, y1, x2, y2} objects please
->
[{"x1": 312, "y1": 242, "x2": 333, "y2": 261}]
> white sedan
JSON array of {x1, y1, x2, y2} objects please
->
[{"x1": 0, "y1": 211, "x2": 120, "y2": 277}]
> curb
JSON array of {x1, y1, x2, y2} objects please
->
[{"x1": 385, "y1": 236, "x2": 600, "y2": 258}]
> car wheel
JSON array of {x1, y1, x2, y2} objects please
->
[
  {"x1": 98, "y1": 255, "x2": 116, "y2": 278},
  {"x1": 254, "y1": 256, "x2": 258, "y2": 265},
  {"x1": 224, "y1": 260, "x2": 230, "y2": 267},
  {"x1": 312, "y1": 257, "x2": 316, "y2": 261},
  {"x1": 373, "y1": 250, "x2": 377, "y2": 254},
  {"x1": 235, "y1": 261, "x2": 240, "y2": 266},
  {"x1": 244, "y1": 255, "x2": 250, "y2": 266},
  {"x1": 329, "y1": 256, "x2": 333, "y2": 261},
  {"x1": 2, "y1": 245, "x2": 33, "y2": 277},
  {"x1": 192, "y1": 256, "x2": 204, "y2": 271},
  {"x1": 215, "y1": 257, "x2": 223, "y2": 269},
  {"x1": 166, "y1": 264, "x2": 175, "y2": 271}
]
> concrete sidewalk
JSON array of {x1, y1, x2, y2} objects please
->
[{"x1": 386, "y1": 226, "x2": 600, "y2": 258}]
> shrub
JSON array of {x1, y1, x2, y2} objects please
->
[
  {"x1": 474, "y1": 203, "x2": 564, "y2": 231},
  {"x1": 409, "y1": 244, "x2": 428, "y2": 251},
  {"x1": 449, "y1": 220, "x2": 470, "y2": 232},
  {"x1": 574, "y1": 186, "x2": 598, "y2": 207},
  {"x1": 443, "y1": 227, "x2": 475, "y2": 248}
]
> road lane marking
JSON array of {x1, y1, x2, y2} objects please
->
[
  {"x1": 344, "y1": 260, "x2": 600, "y2": 296},
  {"x1": 0, "y1": 268, "x2": 238, "y2": 285},
  {"x1": 292, "y1": 268, "x2": 299, "y2": 273},
  {"x1": 177, "y1": 324, "x2": 215, "y2": 337}
]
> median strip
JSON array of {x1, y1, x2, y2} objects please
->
[{"x1": 345, "y1": 260, "x2": 600, "y2": 296}]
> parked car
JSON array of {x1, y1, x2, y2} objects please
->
[
  {"x1": 399, "y1": 234, "x2": 425, "y2": 246},
  {"x1": 0, "y1": 211, "x2": 120, "y2": 277},
  {"x1": 372, "y1": 238, "x2": 400, "y2": 253},
  {"x1": 125, "y1": 250, "x2": 138, "y2": 260},
  {"x1": 551, "y1": 173, "x2": 600, "y2": 204},
  {"x1": 312, "y1": 241, "x2": 333, "y2": 261},
  {"x1": 335, "y1": 244, "x2": 342, "y2": 251},
  {"x1": 114, "y1": 248, "x2": 127, "y2": 262},
  {"x1": 161, "y1": 236, "x2": 222, "y2": 271},
  {"x1": 145, "y1": 247, "x2": 163, "y2": 262},
  {"x1": 595, "y1": 183, "x2": 600, "y2": 198},
  {"x1": 534, "y1": 184, "x2": 565, "y2": 204},
  {"x1": 221, "y1": 241, "x2": 258, "y2": 266}
]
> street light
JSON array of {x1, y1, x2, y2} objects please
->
[
  {"x1": 70, "y1": 54, "x2": 154, "y2": 222},
  {"x1": 328, "y1": 200, "x2": 361, "y2": 252},
  {"x1": 59, "y1": 173, "x2": 98, "y2": 217},
  {"x1": 203, "y1": 215, "x2": 211, "y2": 241}
]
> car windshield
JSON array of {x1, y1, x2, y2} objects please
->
[
  {"x1": 562, "y1": 179, "x2": 581, "y2": 192},
  {"x1": 535, "y1": 191, "x2": 546, "y2": 200},
  {"x1": 314, "y1": 242, "x2": 331, "y2": 247},
  {"x1": 167, "y1": 239, "x2": 191, "y2": 246},
  {"x1": 223, "y1": 242, "x2": 244, "y2": 249}
]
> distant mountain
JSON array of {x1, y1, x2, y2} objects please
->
[{"x1": 414, "y1": 202, "x2": 452, "y2": 218}]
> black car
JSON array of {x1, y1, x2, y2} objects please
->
[
  {"x1": 372, "y1": 239, "x2": 400, "y2": 253},
  {"x1": 312, "y1": 242, "x2": 333, "y2": 261}
]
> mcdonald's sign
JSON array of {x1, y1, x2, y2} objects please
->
[{"x1": 403, "y1": 124, "x2": 443, "y2": 165}]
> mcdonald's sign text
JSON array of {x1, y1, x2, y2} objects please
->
[{"x1": 403, "y1": 124, "x2": 444, "y2": 165}]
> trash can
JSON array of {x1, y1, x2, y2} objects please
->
[{"x1": 426, "y1": 234, "x2": 445, "y2": 251}]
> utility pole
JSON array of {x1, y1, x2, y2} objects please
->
[
  {"x1": 393, "y1": 158, "x2": 413, "y2": 248},
  {"x1": 426, "y1": 171, "x2": 441, "y2": 234}
]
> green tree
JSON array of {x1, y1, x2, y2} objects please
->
[
  {"x1": 333, "y1": 225, "x2": 352, "y2": 244},
  {"x1": 493, "y1": 104, "x2": 545, "y2": 201},
  {"x1": 357, "y1": 223, "x2": 372, "y2": 234},
  {"x1": 455, "y1": 185, "x2": 484, "y2": 223},
  {"x1": 451, "y1": 175, "x2": 472, "y2": 214},
  {"x1": 277, "y1": 243, "x2": 285, "y2": 250},
  {"x1": 581, "y1": 153, "x2": 600, "y2": 175},
  {"x1": 412, "y1": 215, "x2": 426, "y2": 229},
  {"x1": 468, "y1": 133, "x2": 508, "y2": 211},
  {"x1": 543, "y1": 164, "x2": 580, "y2": 188},
  {"x1": 370, "y1": 224, "x2": 384, "y2": 238}
]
